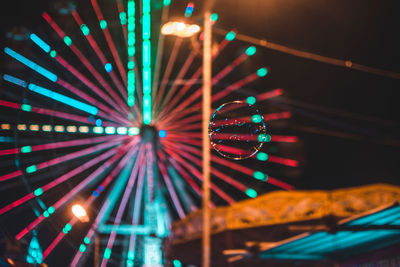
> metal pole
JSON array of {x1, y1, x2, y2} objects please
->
[
  {"x1": 202, "y1": 11, "x2": 212, "y2": 267},
  {"x1": 94, "y1": 233, "x2": 99, "y2": 267}
]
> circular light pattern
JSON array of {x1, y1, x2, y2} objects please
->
[
  {"x1": 209, "y1": 101, "x2": 267, "y2": 160},
  {"x1": 158, "y1": 129, "x2": 167, "y2": 138}
]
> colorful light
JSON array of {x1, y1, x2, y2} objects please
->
[
  {"x1": 225, "y1": 31, "x2": 236, "y2": 41},
  {"x1": 245, "y1": 188, "x2": 257, "y2": 198},
  {"x1": 100, "y1": 20, "x2": 107, "y2": 29},
  {"x1": 30, "y1": 33, "x2": 51, "y2": 53},
  {"x1": 158, "y1": 129, "x2": 167, "y2": 138},
  {"x1": 246, "y1": 46, "x2": 256, "y2": 56},
  {"x1": 104, "y1": 63, "x2": 112, "y2": 73},
  {"x1": 142, "y1": 0, "x2": 152, "y2": 124},
  {"x1": 257, "y1": 67, "x2": 268, "y2": 77},
  {"x1": 4, "y1": 48, "x2": 58, "y2": 82},
  {"x1": 127, "y1": 0, "x2": 136, "y2": 107},
  {"x1": 184, "y1": 3, "x2": 194, "y2": 18},
  {"x1": 72, "y1": 204, "x2": 89, "y2": 222},
  {"x1": 80, "y1": 24, "x2": 90, "y2": 36},
  {"x1": 256, "y1": 152, "x2": 269, "y2": 161}
]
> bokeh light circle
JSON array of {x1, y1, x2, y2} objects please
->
[{"x1": 209, "y1": 101, "x2": 267, "y2": 160}]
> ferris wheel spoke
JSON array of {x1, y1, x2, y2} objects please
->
[{"x1": 42, "y1": 12, "x2": 131, "y2": 115}]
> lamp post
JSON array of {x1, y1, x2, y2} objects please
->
[{"x1": 161, "y1": 12, "x2": 212, "y2": 267}]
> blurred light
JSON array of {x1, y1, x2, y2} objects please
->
[
  {"x1": 257, "y1": 67, "x2": 268, "y2": 77},
  {"x1": 119, "y1": 12, "x2": 127, "y2": 25},
  {"x1": 128, "y1": 127, "x2": 140, "y2": 136},
  {"x1": 80, "y1": 24, "x2": 90, "y2": 36},
  {"x1": 105, "y1": 63, "x2": 112, "y2": 73},
  {"x1": 117, "y1": 127, "x2": 127, "y2": 135},
  {"x1": 173, "y1": 259, "x2": 182, "y2": 267},
  {"x1": 78, "y1": 126, "x2": 89, "y2": 133},
  {"x1": 158, "y1": 129, "x2": 167, "y2": 138},
  {"x1": 48, "y1": 206, "x2": 55, "y2": 214},
  {"x1": 34, "y1": 188, "x2": 43, "y2": 196},
  {"x1": 105, "y1": 126, "x2": 116, "y2": 134},
  {"x1": 256, "y1": 152, "x2": 268, "y2": 161},
  {"x1": 246, "y1": 96, "x2": 256, "y2": 105},
  {"x1": 21, "y1": 146, "x2": 32, "y2": 153},
  {"x1": 95, "y1": 119, "x2": 102, "y2": 126},
  {"x1": 100, "y1": 20, "x2": 108, "y2": 29},
  {"x1": 104, "y1": 248, "x2": 112, "y2": 259},
  {"x1": 1, "y1": 123, "x2": 10, "y2": 130},
  {"x1": 63, "y1": 36, "x2": 72, "y2": 46},
  {"x1": 67, "y1": 126, "x2": 77, "y2": 133},
  {"x1": 161, "y1": 21, "x2": 200, "y2": 38},
  {"x1": 42, "y1": 125, "x2": 52, "y2": 132},
  {"x1": 79, "y1": 244, "x2": 86, "y2": 252},
  {"x1": 246, "y1": 46, "x2": 256, "y2": 56},
  {"x1": 3, "y1": 74, "x2": 27, "y2": 87},
  {"x1": 30, "y1": 33, "x2": 51, "y2": 53},
  {"x1": 17, "y1": 124, "x2": 27, "y2": 131},
  {"x1": 258, "y1": 133, "x2": 271, "y2": 142},
  {"x1": 26, "y1": 165, "x2": 37, "y2": 174},
  {"x1": 30, "y1": 125, "x2": 39, "y2": 131},
  {"x1": 184, "y1": 3, "x2": 194, "y2": 17},
  {"x1": 54, "y1": 125, "x2": 64, "y2": 132},
  {"x1": 50, "y1": 50, "x2": 57, "y2": 58},
  {"x1": 251, "y1": 114, "x2": 262, "y2": 123},
  {"x1": 210, "y1": 13, "x2": 219, "y2": 22},
  {"x1": 93, "y1": 126, "x2": 104, "y2": 134},
  {"x1": 84, "y1": 237, "x2": 90, "y2": 244},
  {"x1": 163, "y1": 0, "x2": 171, "y2": 6},
  {"x1": 21, "y1": 104, "x2": 31, "y2": 112},
  {"x1": 72, "y1": 204, "x2": 89, "y2": 222},
  {"x1": 246, "y1": 188, "x2": 257, "y2": 198},
  {"x1": 225, "y1": 31, "x2": 236, "y2": 41}
]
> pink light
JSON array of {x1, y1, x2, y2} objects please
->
[
  {"x1": 270, "y1": 135, "x2": 298, "y2": 143},
  {"x1": 212, "y1": 52, "x2": 248, "y2": 85},
  {"x1": 0, "y1": 170, "x2": 23, "y2": 183},
  {"x1": 158, "y1": 159, "x2": 186, "y2": 218},
  {"x1": 257, "y1": 88, "x2": 283, "y2": 101},
  {"x1": 268, "y1": 155, "x2": 299, "y2": 167},
  {"x1": 266, "y1": 177, "x2": 294, "y2": 190},
  {"x1": 90, "y1": 0, "x2": 127, "y2": 85},
  {"x1": 153, "y1": 38, "x2": 183, "y2": 113},
  {"x1": 264, "y1": 111, "x2": 291, "y2": 121}
]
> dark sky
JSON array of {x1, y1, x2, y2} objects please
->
[{"x1": 0, "y1": 0, "x2": 399, "y2": 265}]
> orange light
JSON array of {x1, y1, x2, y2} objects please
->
[
  {"x1": 72, "y1": 204, "x2": 89, "y2": 222},
  {"x1": 161, "y1": 21, "x2": 200, "y2": 38}
]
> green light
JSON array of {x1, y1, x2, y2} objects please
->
[
  {"x1": 93, "y1": 126, "x2": 104, "y2": 134},
  {"x1": 43, "y1": 211, "x2": 49, "y2": 217},
  {"x1": 258, "y1": 134, "x2": 271, "y2": 142},
  {"x1": 173, "y1": 259, "x2": 182, "y2": 267},
  {"x1": 105, "y1": 127, "x2": 116, "y2": 134},
  {"x1": 128, "y1": 127, "x2": 140, "y2": 136},
  {"x1": 100, "y1": 20, "x2": 108, "y2": 29},
  {"x1": 26, "y1": 165, "x2": 37, "y2": 173},
  {"x1": 246, "y1": 96, "x2": 256, "y2": 105},
  {"x1": 65, "y1": 223, "x2": 72, "y2": 231},
  {"x1": 63, "y1": 36, "x2": 72, "y2": 46},
  {"x1": 246, "y1": 46, "x2": 256, "y2": 56},
  {"x1": 142, "y1": 0, "x2": 152, "y2": 124},
  {"x1": 119, "y1": 12, "x2": 127, "y2": 25},
  {"x1": 50, "y1": 50, "x2": 57, "y2": 58},
  {"x1": 79, "y1": 244, "x2": 86, "y2": 252},
  {"x1": 84, "y1": 237, "x2": 90, "y2": 244},
  {"x1": 143, "y1": 40, "x2": 151, "y2": 67},
  {"x1": 128, "y1": 61, "x2": 135, "y2": 69},
  {"x1": 256, "y1": 152, "x2": 268, "y2": 161},
  {"x1": 142, "y1": 15, "x2": 151, "y2": 39},
  {"x1": 21, "y1": 145, "x2": 32, "y2": 153},
  {"x1": 104, "y1": 248, "x2": 112, "y2": 259},
  {"x1": 257, "y1": 67, "x2": 268, "y2": 77},
  {"x1": 210, "y1": 13, "x2": 219, "y2": 22},
  {"x1": 245, "y1": 188, "x2": 257, "y2": 198},
  {"x1": 128, "y1": 47, "x2": 135, "y2": 57},
  {"x1": 225, "y1": 31, "x2": 236, "y2": 41},
  {"x1": 62, "y1": 228, "x2": 68, "y2": 234},
  {"x1": 143, "y1": 67, "x2": 151, "y2": 94},
  {"x1": 117, "y1": 127, "x2": 127, "y2": 135},
  {"x1": 143, "y1": 95, "x2": 151, "y2": 125},
  {"x1": 48, "y1": 206, "x2": 55, "y2": 214},
  {"x1": 127, "y1": 260, "x2": 134, "y2": 265},
  {"x1": 253, "y1": 171, "x2": 264, "y2": 180},
  {"x1": 80, "y1": 24, "x2": 90, "y2": 36},
  {"x1": 34, "y1": 188, "x2": 43, "y2": 196},
  {"x1": 128, "y1": 251, "x2": 134, "y2": 260},
  {"x1": 143, "y1": 0, "x2": 150, "y2": 13},
  {"x1": 163, "y1": 0, "x2": 171, "y2": 6},
  {"x1": 251, "y1": 114, "x2": 262, "y2": 123},
  {"x1": 21, "y1": 104, "x2": 32, "y2": 112}
]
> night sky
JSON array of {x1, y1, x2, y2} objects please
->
[{"x1": 0, "y1": 0, "x2": 399, "y2": 265}]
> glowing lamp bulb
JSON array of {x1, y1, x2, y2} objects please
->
[
  {"x1": 72, "y1": 204, "x2": 89, "y2": 222},
  {"x1": 176, "y1": 22, "x2": 186, "y2": 31}
]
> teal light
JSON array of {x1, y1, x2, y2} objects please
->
[
  {"x1": 173, "y1": 259, "x2": 182, "y2": 267},
  {"x1": 117, "y1": 127, "x2": 127, "y2": 135},
  {"x1": 80, "y1": 24, "x2": 90, "y2": 36},
  {"x1": 34, "y1": 188, "x2": 43, "y2": 196},
  {"x1": 100, "y1": 20, "x2": 108, "y2": 29},
  {"x1": 3, "y1": 74, "x2": 28, "y2": 87},
  {"x1": 257, "y1": 67, "x2": 268, "y2": 77},
  {"x1": 48, "y1": 206, "x2": 55, "y2": 214},
  {"x1": 143, "y1": 95, "x2": 152, "y2": 125},
  {"x1": 163, "y1": 0, "x2": 171, "y2": 6},
  {"x1": 43, "y1": 211, "x2": 49, "y2": 218},
  {"x1": 21, "y1": 104, "x2": 32, "y2": 112},
  {"x1": 26, "y1": 234, "x2": 43, "y2": 264},
  {"x1": 251, "y1": 114, "x2": 262, "y2": 123},
  {"x1": 119, "y1": 12, "x2": 127, "y2": 25},
  {"x1": 256, "y1": 152, "x2": 268, "y2": 161},
  {"x1": 127, "y1": 61, "x2": 135, "y2": 69},
  {"x1": 26, "y1": 165, "x2": 37, "y2": 173},
  {"x1": 50, "y1": 50, "x2": 57, "y2": 58},
  {"x1": 105, "y1": 63, "x2": 113, "y2": 73},
  {"x1": 258, "y1": 134, "x2": 271, "y2": 142},
  {"x1": 128, "y1": 127, "x2": 140, "y2": 136},
  {"x1": 127, "y1": 0, "x2": 136, "y2": 107},
  {"x1": 245, "y1": 188, "x2": 257, "y2": 198},
  {"x1": 142, "y1": 0, "x2": 152, "y2": 125},
  {"x1": 246, "y1": 46, "x2": 256, "y2": 56},
  {"x1": 253, "y1": 171, "x2": 264, "y2": 180},
  {"x1": 104, "y1": 248, "x2": 112, "y2": 259},
  {"x1": 28, "y1": 83, "x2": 98, "y2": 115},
  {"x1": 4, "y1": 48, "x2": 58, "y2": 82},
  {"x1": 246, "y1": 96, "x2": 256, "y2": 105},
  {"x1": 225, "y1": 31, "x2": 236, "y2": 41},
  {"x1": 93, "y1": 126, "x2": 104, "y2": 134},
  {"x1": 210, "y1": 13, "x2": 219, "y2": 22},
  {"x1": 30, "y1": 33, "x2": 51, "y2": 53},
  {"x1": 63, "y1": 36, "x2": 72, "y2": 46},
  {"x1": 105, "y1": 127, "x2": 116, "y2": 134},
  {"x1": 65, "y1": 223, "x2": 72, "y2": 231},
  {"x1": 84, "y1": 237, "x2": 91, "y2": 244},
  {"x1": 79, "y1": 244, "x2": 86, "y2": 252},
  {"x1": 21, "y1": 145, "x2": 32, "y2": 153}
]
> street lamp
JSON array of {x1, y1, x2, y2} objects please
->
[{"x1": 161, "y1": 12, "x2": 213, "y2": 267}]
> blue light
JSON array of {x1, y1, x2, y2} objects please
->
[
  {"x1": 158, "y1": 129, "x2": 166, "y2": 138},
  {"x1": 30, "y1": 33, "x2": 51, "y2": 53},
  {"x1": 98, "y1": 185, "x2": 104, "y2": 192},
  {"x1": 4, "y1": 47, "x2": 58, "y2": 82},
  {"x1": 105, "y1": 63, "x2": 113, "y2": 73},
  {"x1": 28, "y1": 83, "x2": 98, "y2": 115},
  {"x1": 3, "y1": 74, "x2": 27, "y2": 88},
  {"x1": 95, "y1": 119, "x2": 102, "y2": 126},
  {"x1": 89, "y1": 116, "x2": 95, "y2": 123},
  {"x1": 93, "y1": 191, "x2": 99, "y2": 197}
]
